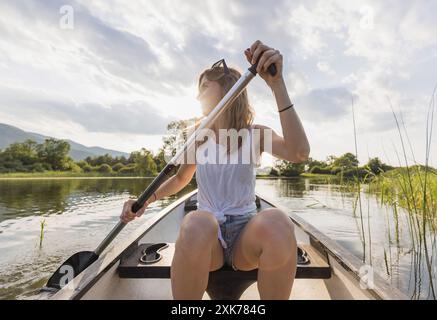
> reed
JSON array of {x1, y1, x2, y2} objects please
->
[
  {"x1": 39, "y1": 219, "x2": 46, "y2": 248},
  {"x1": 362, "y1": 89, "x2": 436, "y2": 299},
  {"x1": 351, "y1": 98, "x2": 369, "y2": 263},
  {"x1": 344, "y1": 86, "x2": 436, "y2": 299}
]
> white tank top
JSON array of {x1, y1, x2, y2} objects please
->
[{"x1": 195, "y1": 125, "x2": 262, "y2": 248}]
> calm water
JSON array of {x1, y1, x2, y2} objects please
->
[{"x1": 0, "y1": 177, "x2": 435, "y2": 299}]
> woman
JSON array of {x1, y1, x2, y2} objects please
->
[{"x1": 120, "y1": 40, "x2": 310, "y2": 300}]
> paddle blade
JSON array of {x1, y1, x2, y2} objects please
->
[{"x1": 44, "y1": 251, "x2": 98, "y2": 290}]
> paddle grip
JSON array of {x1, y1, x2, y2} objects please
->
[
  {"x1": 248, "y1": 59, "x2": 277, "y2": 76},
  {"x1": 131, "y1": 163, "x2": 176, "y2": 213}
]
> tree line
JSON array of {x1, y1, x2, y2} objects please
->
[
  {"x1": 0, "y1": 138, "x2": 167, "y2": 176},
  {"x1": 271, "y1": 153, "x2": 395, "y2": 180},
  {"x1": 0, "y1": 139, "x2": 395, "y2": 179},
  {"x1": 0, "y1": 120, "x2": 397, "y2": 179}
]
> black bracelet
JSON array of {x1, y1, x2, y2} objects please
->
[{"x1": 278, "y1": 104, "x2": 294, "y2": 113}]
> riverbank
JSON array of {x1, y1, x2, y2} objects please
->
[
  {"x1": 0, "y1": 171, "x2": 156, "y2": 179},
  {"x1": 0, "y1": 170, "x2": 341, "y2": 179}
]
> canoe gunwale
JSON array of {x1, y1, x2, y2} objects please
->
[{"x1": 258, "y1": 193, "x2": 409, "y2": 300}]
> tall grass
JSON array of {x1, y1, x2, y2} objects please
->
[
  {"x1": 350, "y1": 97, "x2": 372, "y2": 264},
  {"x1": 344, "y1": 86, "x2": 436, "y2": 299},
  {"x1": 361, "y1": 88, "x2": 437, "y2": 299}
]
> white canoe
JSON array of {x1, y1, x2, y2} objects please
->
[{"x1": 43, "y1": 189, "x2": 407, "y2": 300}]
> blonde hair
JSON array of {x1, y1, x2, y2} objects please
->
[
  {"x1": 190, "y1": 65, "x2": 255, "y2": 154},
  {"x1": 198, "y1": 66, "x2": 254, "y2": 131}
]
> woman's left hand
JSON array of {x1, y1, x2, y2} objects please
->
[{"x1": 244, "y1": 40, "x2": 283, "y2": 88}]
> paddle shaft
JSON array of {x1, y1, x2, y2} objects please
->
[
  {"x1": 94, "y1": 163, "x2": 176, "y2": 255},
  {"x1": 93, "y1": 61, "x2": 276, "y2": 257}
]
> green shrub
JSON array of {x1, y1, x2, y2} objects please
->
[
  {"x1": 310, "y1": 166, "x2": 331, "y2": 174},
  {"x1": 118, "y1": 165, "x2": 136, "y2": 176},
  {"x1": 3, "y1": 159, "x2": 25, "y2": 171},
  {"x1": 65, "y1": 161, "x2": 83, "y2": 173},
  {"x1": 30, "y1": 163, "x2": 45, "y2": 172},
  {"x1": 269, "y1": 168, "x2": 279, "y2": 176},
  {"x1": 97, "y1": 164, "x2": 112, "y2": 174},
  {"x1": 76, "y1": 160, "x2": 89, "y2": 169},
  {"x1": 112, "y1": 162, "x2": 125, "y2": 172},
  {"x1": 330, "y1": 166, "x2": 342, "y2": 175},
  {"x1": 338, "y1": 167, "x2": 368, "y2": 179},
  {"x1": 42, "y1": 163, "x2": 52, "y2": 171},
  {"x1": 82, "y1": 164, "x2": 93, "y2": 172}
]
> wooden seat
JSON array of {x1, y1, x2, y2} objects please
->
[
  {"x1": 118, "y1": 243, "x2": 330, "y2": 299},
  {"x1": 118, "y1": 243, "x2": 331, "y2": 280}
]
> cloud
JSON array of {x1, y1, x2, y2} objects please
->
[
  {"x1": 73, "y1": 0, "x2": 236, "y2": 92},
  {"x1": 0, "y1": 0, "x2": 435, "y2": 165},
  {"x1": 0, "y1": 0, "x2": 164, "y2": 95},
  {"x1": 72, "y1": 102, "x2": 177, "y2": 134},
  {"x1": 295, "y1": 87, "x2": 356, "y2": 122},
  {"x1": 317, "y1": 61, "x2": 335, "y2": 75},
  {"x1": 364, "y1": 111, "x2": 398, "y2": 133},
  {"x1": 0, "y1": 85, "x2": 176, "y2": 135}
]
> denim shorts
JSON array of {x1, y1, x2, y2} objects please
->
[{"x1": 219, "y1": 208, "x2": 258, "y2": 270}]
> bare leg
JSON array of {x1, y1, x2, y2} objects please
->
[
  {"x1": 171, "y1": 210, "x2": 224, "y2": 299},
  {"x1": 232, "y1": 208, "x2": 297, "y2": 299},
  {"x1": 257, "y1": 224, "x2": 297, "y2": 299}
]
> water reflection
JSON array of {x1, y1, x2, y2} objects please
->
[
  {"x1": 256, "y1": 178, "x2": 436, "y2": 300},
  {"x1": 259, "y1": 176, "x2": 345, "y2": 199},
  {"x1": 0, "y1": 178, "x2": 197, "y2": 223},
  {"x1": 0, "y1": 178, "x2": 198, "y2": 299}
]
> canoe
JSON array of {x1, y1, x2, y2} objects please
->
[{"x1": 41, "y1": 189, "x2": 407, "y2": 300}]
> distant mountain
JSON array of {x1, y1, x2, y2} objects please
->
[{"x1": 0, "y1": 123, "x2": 129, "y2": 160}]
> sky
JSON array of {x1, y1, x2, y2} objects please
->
[{"x1": 0, "y1": 0, "x2": 436, "y2": 168}]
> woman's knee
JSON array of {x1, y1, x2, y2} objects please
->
[
  {"x1": 254, "y1": 208, "x2": 296, "y2": 250},
  {"x1": 177, "y1": 210, "x2": 219, "y2": 249},
  {"x1": 251, "y1": 209, "x2": 296, "y2": 268}
]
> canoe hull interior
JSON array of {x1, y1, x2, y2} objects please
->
[{"x1": 47, "y1": 190, "x2": 407, "y2": 300}]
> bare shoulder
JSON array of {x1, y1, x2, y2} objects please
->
[
  {"x1": 252, "y1": 124, "x2": 275, "y2": 139},
  {"x1": 251, "y1": 124, "x2": 282, "y2": 154},
  {"x1": 252, "y1": 124, "x2": 270, "y2": 152},
  {"x1": 253, "y1": 123, "x2": 280, "y2": 135},
  {"x1": 252, "y1": 123, "x2": 270, "y2": 131}
]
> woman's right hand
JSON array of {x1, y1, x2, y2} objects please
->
[{"x1": 120, "y1": 199, "x2": 150, "y2": 223}]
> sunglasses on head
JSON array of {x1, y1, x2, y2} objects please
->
[
  {"x1": 204, "y1": 58, "x2": 231, "y2": 81},
  {"x1": 210, "y1": 58, "x2": 230, "y2": 75}
]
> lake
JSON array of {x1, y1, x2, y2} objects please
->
[{"x1": 0, "y1": 177, "x2": 435, "y2": 299}]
